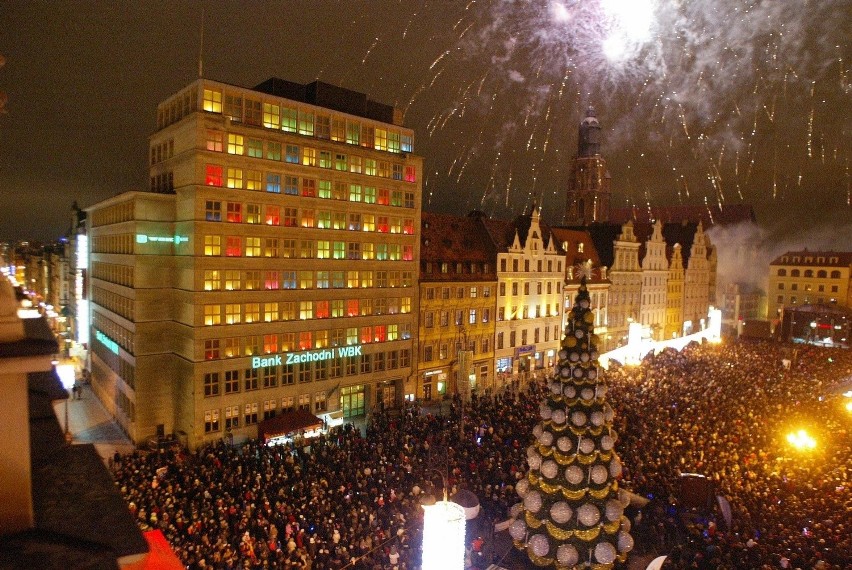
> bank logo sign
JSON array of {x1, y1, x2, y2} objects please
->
[{"x1": 252, "y1": 345, "x2": 362, "y2": 369}]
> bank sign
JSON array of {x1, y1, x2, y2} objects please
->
[{"x1": 252, "y1": 345, "x2": 362, "y2": 369}]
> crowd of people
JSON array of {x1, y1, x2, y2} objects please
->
[{"x1": 112, "y1": 339, "x2": 852, "y2": 569}]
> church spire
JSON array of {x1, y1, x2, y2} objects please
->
[
  {"x1": 565, "y1": 105, "x2": 611, "y2": 226},
  {"x1": 578, "y1": 105, "x2": 601, "y2": 158}
]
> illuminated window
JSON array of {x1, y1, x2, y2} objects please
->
[
  {"x1": 204, "y1": 235, "x2": 221, "y2": 256},
  {"x1": 227, "y1": 133, "x2": 244, "y2": 155},
  {"x1": 317, "y1": 211, "x2": 331, "y2": 229},
  {"x1": 282, "y1": 107, "x2": 297, "y2": 132},
  {"x1": 348, "y1": 271, "x2": 360, "y2": 288},
  {"x1": 390, "y1": 218, "x2": 401, "y2": 234},
  {"x1": 206, "y1": 130, "x2": 224, "y2": 152},
  {"x1": 317, "y1": 241, "x2": 331, "y2": 259},
  {"x1": 391, "y1": 190, "x2": 404, "y2": 206},
  {"x1": 349, "y1": 156, "x2": 362, "y2": 174},
  {"x1": 245, "y1": 169, "x2": 262, "y2": 191},
  {"x1": 204, "y1": 304, "x2": 221, "y2": 325},
  {"x1": 349, "y1": 184, "x2": 362, "y2": 202},
  {"x1": 206, "y1": 164, "x2": 223, "y2": 186},
  {"x1": 245, "y1": 237, "x2": 261, "y2": 257},
  {"x1": 244, "y1": 303, "x2": 260, "y2": 323},
  {"x1": 361, "y1": 271, "x2": 373, "y2": 287},
  {"x1": 265, "y1": 271, "x2": 279, "y2": 290},
  {"x1": 204, "y1": 270, "x2": 220, "y2": 291},
  {"x1": 299, "y1": 271, "x2": 314, "y2": 289},
  {"x1": 266, "y1": 141, "x2": 281, "y2": 161},
  {"x1": 317, "y1": 271, "x2": 330, "y2": 288},
  {"x1": 299, "y1": 301, "x2": 313, "y2": 320},
  {"x1": 302, "y1": 178, "x2": 317, "y2": 197},
  {"x1": 246, "y1": 138, "x2": 263, "y2": 158},
  {"x1": 281, "y1": 240, "x2": 296, "y2": 259},
  {"x1": 378, "y1": 188, "x2": 390, "y2": 205},
  {"x1": 263, "y1": 102, "x2": 280, "y2": 128},
  {"x1": 333, "y1": 241, "x2": 346, "y2": 259},
  {"x1": 388, "y1": 131, "x2": 401, "y2": 153},
  {"x1": 401, "y1": 133, "x2": 413, "y2": 152},
  {"x1": 221, "y1": 270, "x2": 240, "y2": 291},
  {"x1": 332, "y1": 271, "x2": 345, "y2": 288},
  {"x1": 346, "y1": 122, "x2": 360, "y2": 145},
  {"x1": 225, "y1": 303, "x2": 241, "y2": 325},
  {"x1": 377, "y1": 216, "x2": 389, "y2": 233},
  {"x1": 404, "y1": 166, "x2": 417, "y2": 182},
  {"x1": 403, "y1": 245, "x2": 413, "y2": 261},
  {"x1": 374, "y1": 128, "x2": 388, "y2": 151},
  {"x1": 263, "y1": 334, "x2": 278, "y2": 354},
  {"x1": 298, "y1": 111, "x2": 315, "y2": 135},
  {"x1": 335, "y1": 153, "x2": 347, "y2": 171},
  {"x1": 332, "y1": 118, "x2": 345, "y2": 141},
  {"x1": 244, "y1": 336, "x2": 261, "y2": 356},
  {"x1": 362, "y1": 125, "x2": 374, "y2": 148},
  {"x1": 202, "y1": 89, "x2": 222, "y2": 113},
  {"x1": 283, "y1": 175, "x2": 298, "y2": 196},
  {"x1": 332, "y1": 211, "x2": 346, "y2": 229},
  {"x1": 318, "y1": 180, "x2": 332, "y2": 199},
  {"x1": 266, "y1": 173, "x2": 281, "y2": 193},
  {"x1": 204, "y1": 408, "x2": 219, "y2": 432},
  {"x1": 302, "y1": 147, "x2": 317, "y2": 167},
  {"x1": 226, "y1": 168, "x2": 243, "y2": 188},
  {"x1": 316, "y1": 300, "x2": 330, "y2": 319},
  {"x1": 332, "y1": 181, "x2": 347, "y2": 201},
  {"x1": 301, "y1": 209, "x2": 316, "y2": 228},
  {"x1": 376, "y1": 244, "x2": 388, "y2": 261},
  {"x1": 226, "y1": 202, "x2": 242, "y2": 223},
  {"x1": 378, "y1": 161, "x2": 391, "y2": 178},
  {"x1": 281, "y1": 302, "x2": 296, "y2": 321},
  {"x1": 285, "y1": 144, "x2": 299, "y2": 163},
  {"x1": 225, "y1": 236, "x2": 241, "y2": 257},
  {"x1": 331, "y1": 300, "x2": 344, "y2": 318},
  {"x1": 388, "y1": 324, "x2": 398, "y2": 341},
  {"x1": 365, "y1": 158, "x2": 377, "y2": 176},
  {"x1": 263, "y1": 302, "x2": 278, "y2": 322},
  {"x1": 246, "y1": 203, "x2": 261, "y2": 224},
  {"x1": 264, "y1": 238, "x2": 279, "y2": 257},
  {"x1": 403, "y1": 218, "x2": 414, "y2": 234},
  {"x1": 264, "y1": 205, "x2": 280, "y2": 226}
]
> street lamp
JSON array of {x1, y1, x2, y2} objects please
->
[{"x1": 421, "y1": 470, "x2": 466, "y2": 570}]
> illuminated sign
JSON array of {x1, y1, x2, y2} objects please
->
[
  {"x1": 252, "y1": 345, "x2": 362, "y2": 369},
  {"x1": 136, "y1": 234, "x2": 189, "y2": 245},
  {"x1": 95, "y1": 330, "x2": 120, "y2": 354}
]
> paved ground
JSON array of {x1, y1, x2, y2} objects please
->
[{"x1": 53, "y1": 383, "x2": 135, "y2": 465}]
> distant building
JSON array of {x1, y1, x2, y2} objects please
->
[
  {"x1": 417, "y1": 212, "x2": 497, "y2": 400},
  {"x1": 778, "y1": 303, "x2": 851, "y2": 348},
  {"x1": 86, "y1": 77, "x2": 422, "y2": 449},
  {"x1": 564, "y1": 107, "x2": 611, "y2": 226},
  {"x1": 767, "y1": 250, "x2": 852, "y2": 320}
]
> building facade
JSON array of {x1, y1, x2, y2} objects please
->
[
  {"x1": 416, "y1": 212, "x2": 497, "y2": 401},
  {"x1": 87, "y1": 78, "x2": 422, "y2": 449},
  {"x1": 767, "y1": 250, "x2": 852, "y2": 319}
]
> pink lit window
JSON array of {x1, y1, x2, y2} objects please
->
[
  {"x1": 404, "y1": 166, "x2": 416, "y2": 182},
  {"x1": 403, "y1": 245, "x2": 413, "y2": 261},
  {"x1": 264, "y1": 271, "x2": 279, "y2": 290}
]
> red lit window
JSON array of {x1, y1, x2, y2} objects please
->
[
  {"x1": 403, "y1": 245, "x2": 413, "y2": 261},
  {"x1": 299, "y1": 331, "x2": 313, "y2": 350},
  {"x1": 315, "y1": 300, "x2": 330, "y2": 319},
  {"x1": 226, "y1": 202, "x2": 242, "y2": 223},
  {"x1": 206, "y1": 164, "x2": 223, "y2": 186},
  {"x1": 361, "y1": 326, "x2": 372, "y2": 344},
  {"x1": 377, "y1": 216, "x2": 389, "y2": 233},
  {"x1": 263, "y1": 334, "x2": 278, "y2": 354},
  {"x1": 264, "y1": 271, "x2": 279, "y2": 290},
  {"x1": 265, "y1": 206, "x2": 280, "y2": 226},
  {"x1": 374, "y1": 325, "x2": 386, "y2": 342},
  {"x1": 347, "y1": 299, "x2": 359, "y2": 317},
  {"x1": 225, "y1": 236, "x2": 241, "y2": 256},
  {"x1": 404, "y1": 166, "x2": 416, "y2": 182},
  {"x1": 403, "y1": 219, "x2": 414, "y2": 234},
  {"x1": 377, "y1": 188, "x2": 390, "y2": 205}
]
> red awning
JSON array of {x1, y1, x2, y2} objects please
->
[{"x1": 258, "y1": 409, "x2": 324, "y2": 442}]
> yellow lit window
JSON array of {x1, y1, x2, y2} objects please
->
[
  {"x1": 301, "y1": 209, "x2": 316, "y2": 228},
  {"x1": 360, "y1": 271, "x2": 373, "y2": 287},
  {"x1": 317, "y1": 241, "x2": 331, "y2": 259},
  {"x1": 302, "y1": 147, "x2": 317, "y2": 167},
  {"x1": 299, "y1": 301, "x2": 313, "y2": 320},
  {"x1": 203, "y1": 89, "x2": 222, "y2": 113},
  {"x1": 224, "y1": 270, "x2": 240, "y2": 290},
  {"x1": 298, "y1": 111, "x2": 314, "y2": 136},
  {"x1": 203, "y1": 270, "x2": 220, "y2": 291},
  {"x1": 245, "y1": 303, "x2": 260, "y2": 323},
  {"x1": 263, "y1": 103, "x2": 280, "y2": 128},
  {"x1": 374, "y1": 128, "x2": 388, "y2": 151},
  {"x1": 362, "y1": 243, "x2": 374, "y2": 260},
  {"x1": 245, "y1": 237, "x2": 261, "y2": 257},
  {"x1": 246, "y1": 170, "x2": 262, "y2": 191},
  {"x1": 227, "y1": 134, "x2": 244, "y2": 155},
  {"x1": 365, "y1": 158, "x2": 377, "y2": 176},
  {"x1": 281, "y1": 302, "x2": 296, "y2": 321},
  {"x1": 246, "y1": 204, "x2": 261, "y2": 224},
  {"x1": 204, "y1": 304, "x2": 221, "y2": 325},
  {"x1": 263, "y1": 302, "x2": 278, "y2": 322},
  {"x1": 204, "y1": 235, "x2": 221, "y2": 256},
  {"x1": 227, "y1": 168, "x2": 243, "y2": 188},
  {"x1": 225, "y1": 303, "x2": 241, "y2": 325},
  {"x1": 264, "y1": 238, "x2": 279, "y2": 258},
  {"x1": 347, "y1": 271, "x2": 359, "y2": 288}
]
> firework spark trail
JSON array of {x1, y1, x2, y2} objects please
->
[{"x1": 361, "y1": 37, "x2": 380, "y2": 65}]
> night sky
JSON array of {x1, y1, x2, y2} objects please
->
[{"x1": 0, "y1": 0, "x2": 849, "y2": 246}]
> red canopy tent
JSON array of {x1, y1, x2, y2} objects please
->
[
  {"x1": 258, "y1": 409, "x2": 324, "y2": 443},
  {"x1": 124, "y1": 530, "x2": 184, "y2": 570}
]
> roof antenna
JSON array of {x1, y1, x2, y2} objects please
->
[{"x1": 198, "y1": 8, "x2": 205, "y2": 78}]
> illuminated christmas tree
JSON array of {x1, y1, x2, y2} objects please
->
[{"x1": 510, "y1": 278, "x2": 633, "y2": 568}]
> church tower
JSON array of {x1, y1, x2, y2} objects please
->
[{"x1": 565, "y1": 106, "x2": 612, "y2": 225}]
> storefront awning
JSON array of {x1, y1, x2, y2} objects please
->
[{"x1": 258, "y1": 409, "x2": 323, "y2": 443}]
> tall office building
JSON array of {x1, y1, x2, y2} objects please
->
[{"x1": 87, "y1": 78, "x2": 422, "y2": 449}]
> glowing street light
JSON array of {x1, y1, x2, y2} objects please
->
[{"x1": 786, "y1": 429, "x2": 816, "y2": 451}]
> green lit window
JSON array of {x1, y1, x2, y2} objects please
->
[
  {"x1": 282, "y1": 107, "x2": 297, "y2": 132},
  {"x1": 247, "y1": 138, "x2": 263, "y2": 158},
  {"x1": 298, "y1": 111, "x2": 314, "y2": 136},
  {"x1": 318, "y1": 180, "x2": 332, "y2": 199}
]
